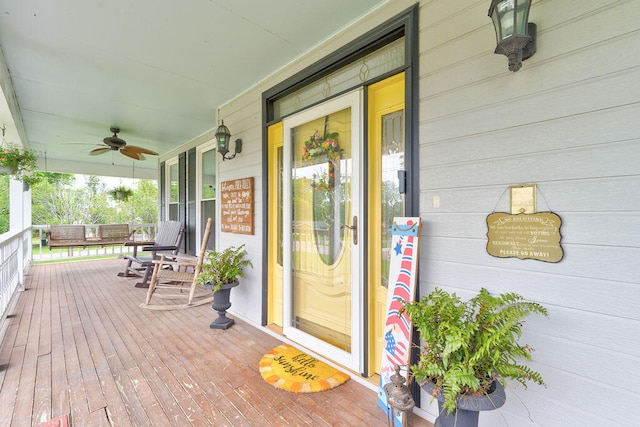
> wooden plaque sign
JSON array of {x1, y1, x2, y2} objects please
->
[
  {"x1": 220, "y1": 177, "x2": 254, "y2": 235},
  {"x1": 487, "y1": 212, "x2": 563, "y2": 263}
]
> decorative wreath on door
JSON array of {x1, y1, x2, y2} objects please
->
[{"x1": 301, "y1": 130, "x2": 342, "y2": 191}]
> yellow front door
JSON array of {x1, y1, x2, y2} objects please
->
[
  {"x1": 266, "y1": 73, "x2": 406, "y2": 375},
  {"x1": 282, "y1": 90, "x2": 363, "y2": 371},
  {"x1": 367, "y1": 73, "x2": 406, "y2": 375}
]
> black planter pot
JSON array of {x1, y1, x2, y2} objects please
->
[
  {"x1": 205, "y1": 281, "x2": 239, "y2": 330},
  {"x1": 423, "y1": 380, "x2": 506, "y2": 427}
]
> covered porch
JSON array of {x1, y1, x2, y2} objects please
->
[{"x1": 0, "y1": 258, "x2": 430, "y2": 426}]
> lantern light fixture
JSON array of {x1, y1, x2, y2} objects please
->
[
  {"x1": 488, "y1": 0, "x2": 537, "y2": 72},
  {"x1": 383, "y1": 365, "x2": 415, "y2": 426},
  {"x1": 215, "y1": 120, "x2": 242, "y2": 161}
]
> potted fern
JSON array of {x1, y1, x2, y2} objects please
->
[
  {"x1": 401, "y1": 288, "x2": 547, "y2": 427},
  {"x1": 196, "y1": 244, "x2": 252, "y2": 329}
]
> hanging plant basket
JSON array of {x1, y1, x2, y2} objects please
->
[
  {"x1": 0, "y1": 143, "x2": 42, "y2": 185},
  {"x1": 108, "y1": 185, "x2": 133, "y2": 201}
]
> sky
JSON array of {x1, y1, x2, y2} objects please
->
[{"x1": 75, "y1": 174, "x2": 146, "y2": 190}]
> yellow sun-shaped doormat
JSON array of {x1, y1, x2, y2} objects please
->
[{"x1": 259, "y1": 344, "x2": 350, "y2": 393}]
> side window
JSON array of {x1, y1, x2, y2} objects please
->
[
  {"x1": 167, "y1": 159, "x2": 179, "y2": 220},
  {"x1": 200, "y1": 147, "x2": 216, "y2": 250}
]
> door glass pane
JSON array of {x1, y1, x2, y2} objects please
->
[
  {"x1": 381, "y1": 110, "x2": 405, "y2": 288},
  {"x1": 291, "y1": 107, "x2": 353, "y2": 351},
  {"x1": 277, "y1": 146, "x2": 284, "y2": 265}
]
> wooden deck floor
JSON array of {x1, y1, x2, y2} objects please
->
[{"x1": 0, "y1": 259, "x2": 431, "y2": 426}]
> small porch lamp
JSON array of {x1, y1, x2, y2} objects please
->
[
  {"x1": 215, "y1": 120, "x2": 242, "y2": 161},
  {"x1": 488, "y1": 0, "x2": 537, "y2": 72},
  {"x1": 383, "y1": 365, "x2": 415, "y2": 427}
]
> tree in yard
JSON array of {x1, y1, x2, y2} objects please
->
[
  {"x1": 28, "y1": 173, "x2": 158, "y2": 227},
  {"x1": 31, "y1": 172, "x2": 83, "y2": 225},
  {"x1": 0, "y1": 175, "x2": 9, "y2": 234},
  {"x1": 130, "y1": 179, "x2": 159, "y2": 224}
]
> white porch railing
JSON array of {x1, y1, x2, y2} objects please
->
[{"x1": 0, "y1": 228, "x2": 30, "y2": 324}]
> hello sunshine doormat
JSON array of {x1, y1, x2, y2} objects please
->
[{"x1": 259, "y1": 344, "x2": 350, "y2": 392}]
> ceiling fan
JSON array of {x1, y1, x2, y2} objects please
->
[{"x1": 90, "y1": 127, "x2": 158, "y2": 161}]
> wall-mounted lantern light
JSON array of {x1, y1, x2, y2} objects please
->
[
  {"x1": 488, "y1": 0, "x2": 537, "y2": 72},
  {"x1": 215, "y1": 120, "x2": 242, "y2": 161}
]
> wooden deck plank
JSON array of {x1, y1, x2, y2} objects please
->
[
  {"x1": 234, "y1": 382, "x2": 309, "y2": 426},
  {"x1": 59, "y1": 278, "x2": 92, "y2": 427},
  {"x1": 88, "y1": 408, "x2": 112, "y2": 427},
  {"x1": 32, "y1": 264, "x2": 53, "y2": 425},
  {"x1": 120, "y1": 279, "x2": 299, "y2": 426},
  {"x1": 110, "y1": 262, "x2": 228, "y2": 425},
  {"x1": 70, "y1": 264, "x2": 135, "y2": 423},
  {"x1": 0, "y1": 259, "x2": 432, "y2": 427},
  {"x1": 36, "y1": 263, "x2": 52, "y2": 358},
  {"x1": 118, "y1": 280, "x2": 246, "y2": 424},
  {"x1": 114, "y1": 272, "x2": 388, "y2": 427},
  {"x1": 33, "y1": 353, "x2": 53, "y2": 426},
  {"x1": 0, "y1": 280, "x2": 22, "y2": 426},
  {"x1": 89, "y1": 276, "x2": 200, "y2": 424},
  {"x1": 71, "y1": 263, "x2": 152, "y2": 425},
  {"x1": 92, "y1": 261, "x2": 219, "y2": 425},
  {"x1": 50, "y1": 264, "x2": 71, "y2": 420},
  {"x1": 12, "y1": 268, "x2": 42, "y2": 426},
  {"x1": 0, "y1": 341, "x2": 24, "y2": 426},
  {"x1": 65, "y1": 267, "x2": 108, "y2": 416},
  {"x1": 129, "y1": 308, "x2": 238, "y2": 424}
]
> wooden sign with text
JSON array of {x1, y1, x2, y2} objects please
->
[
  {"x1": 220, "y1": 177, "x2": 254, "y2": 235},
  {"x1": 487, "y1": 212, "x2": 563, "y2": 263}
]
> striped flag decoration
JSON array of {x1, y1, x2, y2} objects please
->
[{"x1": 377, "y1": 218, "x2": 421, "y2": 426}]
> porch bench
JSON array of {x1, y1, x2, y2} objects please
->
[
  {"x1": 47, "y1": 225, "x2": 90, "y2": 248},
  {"x1": 47, "y1": 224, "x2": 134, "y2": 249},
  {"x1": 97, "y1": 224, "x2": 135, "y2": 245}
]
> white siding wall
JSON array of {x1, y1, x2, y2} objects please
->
[
  {"x1": 214, "y1": 95, "x2": 265, "y2": 324},
  {"x1": 418, "y1": 0, "x2": 640, "y2": 426},
  {"x1": 189, "y1": 0, "x2": 639, "y2": 425}
]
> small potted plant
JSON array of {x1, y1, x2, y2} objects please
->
[
  {"x1": 401, "y1": 287, "x2": 548, "y2": 427},
  {"x1": 0, "y1": 144, "x2": 41, "y2": 186},
  {"x1": 196, "y1": 244, "x2": 252, "y2": 329}
]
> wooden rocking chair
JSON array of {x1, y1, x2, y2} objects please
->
[{"x1": 140, "y1": 218, "x2": 213, "y2": 310}]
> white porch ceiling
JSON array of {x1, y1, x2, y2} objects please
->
[{"x1": 0, "y1": 0, "x2": 388, "y2": 179}]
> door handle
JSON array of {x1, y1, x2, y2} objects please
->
[{"x1": 341, "y1": 216, "x2": 358, "y2": 245}]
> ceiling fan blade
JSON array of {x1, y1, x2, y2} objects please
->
[
  {"x1": 90, "y1": 147, "x2": 111, "y2": 156},
  {"x1": 125, "y1": 145, "x2": 158, "y2": 156},
  {"x1": 120, "y1": 148, "x2": 145, "y2": 160}
]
